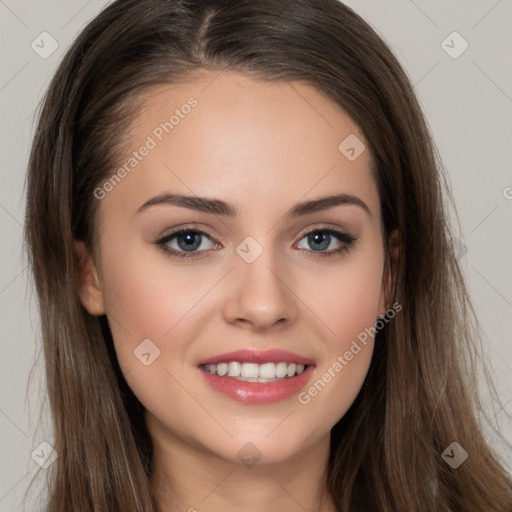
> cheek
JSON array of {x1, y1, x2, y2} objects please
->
[
  {"x1": 333, "y1": 267, "x2": 381, "y2": 335},
  {"x1": 294, "y1": 251, "x2": 384, "y2": 426},
  {"x1": 98, "y1": 242, "x2": 211, "y2": 367},
  {"x1": 98, "y1": 247, "x2": 211, "y2": 426},
  {"x1": 306, "y1": 248, "x2": 385, "y2": 346}
]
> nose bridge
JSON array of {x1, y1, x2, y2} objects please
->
[{"x1": 223, "y1": 236, "x2": 298, "y2": 329}]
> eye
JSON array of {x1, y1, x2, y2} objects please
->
[
  {"x1": 155, "y1": 227, "x2": 219, "y2": 259},
  {"x1": 295, "y1": 227, "x2": 357, "y2": 257},
  {"x1": 154, "y1": 225, "x2": 357, "y2": 260}
]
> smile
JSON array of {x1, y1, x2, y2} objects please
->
[{"x1": 198, "y1": 349, "x2": 315, "y2": 404}]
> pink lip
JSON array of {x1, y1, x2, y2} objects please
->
[
  {"x1": 197, "y1": 348, "x2": 316, "y2": 404},
  {"x1": 197, "y1": 348, "x2": 315, "y2": 366},
  {"x1": 199, "y1": 364, "x2": 315, "y2": 404}
]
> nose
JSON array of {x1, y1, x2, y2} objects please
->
[{"x1": 223, "y1": 247, "x2": 299, "y2": 331}]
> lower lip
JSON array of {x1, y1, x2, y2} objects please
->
[{"x1": 199, "y1": 365, "x2": 315, "y2": 404}]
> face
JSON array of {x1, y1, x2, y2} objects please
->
[{"x1": 77, "y1": 70, "x2": 392, "y2": 467}]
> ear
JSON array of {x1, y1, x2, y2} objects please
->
[
  {"x1": 377, "y1": 229, "x2": 399, "y2": 317},
  {"x1": 74, "y1": 240, "x2": 106, "y2": 316}
]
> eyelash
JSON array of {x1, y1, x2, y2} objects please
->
[{"x1": 154, "y1": 225, "x2": 357, "y2": 260}]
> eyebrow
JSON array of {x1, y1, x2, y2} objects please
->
[{"x1": 136, "y1": 192, "x2": 372, "y2": 218}]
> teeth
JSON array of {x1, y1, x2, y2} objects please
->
[
  {"x1": 275, "y1": 362, "x2": 288, "y2": 378},
  {"x1": 217, "y1": 363, "x2": 228, "y2": 376},
  {"x1": 203, "y1": 361, "x2": 308, "y2": 380},
  {"x1": 259, "y1": 363, "x2": 275, "y2": 379},
  {"x1": 241, "y1": 362, "x2": 259, "y2": 379},
  {"x1": 228, "y1": 361, "x2": 241, "y2": 377}
]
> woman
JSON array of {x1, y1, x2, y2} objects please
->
[{"x1": 24, "y1": 0, "x2": 512, "y2": 510}]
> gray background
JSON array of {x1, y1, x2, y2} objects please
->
[{"x1": 1, "y1": 0, "x2": 511, "y2": 510}]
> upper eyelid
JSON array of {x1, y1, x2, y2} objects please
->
[{"x1": 157, "y1": 226, "x2": 215, "y2": 243}]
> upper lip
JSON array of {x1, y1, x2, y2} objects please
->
[{"x1": 198, "y1": 348, "x2": 315, "y2": 366}]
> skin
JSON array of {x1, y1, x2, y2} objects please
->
[{"x1": 76, "y1": 70, "x2": 397, "y2": 512}]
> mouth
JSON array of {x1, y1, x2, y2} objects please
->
[{"x1": 197, "y1": 349, "x2": 316, "y2": 404}]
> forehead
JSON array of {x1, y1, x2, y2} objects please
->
[{"x1": 97, "y1": 70, "x2": 378, "y2": 222}]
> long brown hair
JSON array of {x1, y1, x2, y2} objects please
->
[{"x1": 24, "y1": 0, "x2": 512, "y2": 510}]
